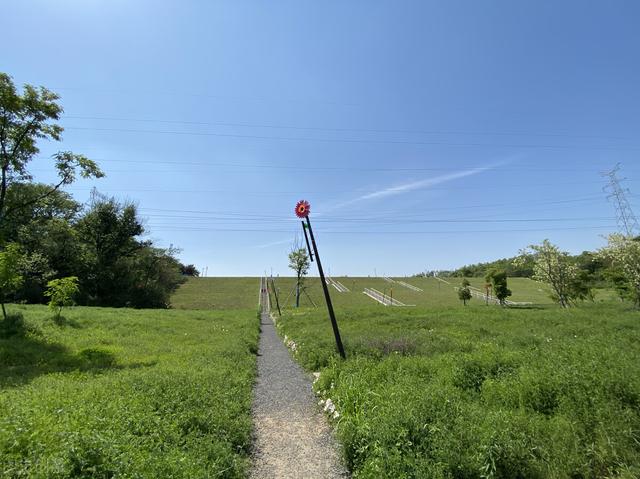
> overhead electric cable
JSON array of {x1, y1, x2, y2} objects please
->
[{"x1": 62, "y1": 126, "x2": 640, "y2": 152}]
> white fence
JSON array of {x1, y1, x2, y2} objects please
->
[
  {"x1": 396, "y1": 280, "x2": 423, "y2": 292},
  {"x1": 363, "y1": 288, "x2": 410, "y2": 306},
  {"x1": 327, "y1": 276, "x2": 349, "y2": 293},
  {"x1": 259, "y1": 276, "x2": 270, "y2": 310},
  {"x1": 383, "y1": 277, "x2": 423, "y2": 292}
]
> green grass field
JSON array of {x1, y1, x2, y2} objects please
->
[
  {"x1": 2, "y1": 275, "x2": 636, "y2": 478},
  {"x1": 275, "y1": 291, "x2": 640, "y2": 478},
  {"x1": 270, "y1": 276, "x2": 558, "y2": 309},
  {"x1": 171, "y1": 277, "x2": 261, "y2": 310},
  {"x1": 0, "y1": 304, "x2": 259, "y2": 478}
]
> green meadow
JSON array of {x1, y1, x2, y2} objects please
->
[
  {"x1": 0, "y1": 303, "x2": 259, "y2": 478},
  {"x1": 271, "y1": 275, "x2": 556, "y2": 308},
  {"x1": 1, "y1": 276, "x2": 638, "y2": 478},
  {"x1": 171, "y1": 277, "x2": 261, "y2": 310},
  {"x1": 274, "y1": 278, "x2": 640, "y2": 478}
]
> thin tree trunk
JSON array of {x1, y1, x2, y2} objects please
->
[{"x1": 1, "y1": 302, "x2": 6, "y2": 321}]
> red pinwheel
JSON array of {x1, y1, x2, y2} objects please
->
[{"x1": 295, "y1": 200, "x2": 310, "y2": 218}]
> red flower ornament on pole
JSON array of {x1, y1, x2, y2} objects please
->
[
  {"x1": 295, "y1": 200, "x2": 346, "y2": 359},
  {"x1": 295, "y1": 199, "x2": 310, "y2": 218}
]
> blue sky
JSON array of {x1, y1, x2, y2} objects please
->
[{"x1": 4, "y1": 1, "x2": 640, "y2": 276}]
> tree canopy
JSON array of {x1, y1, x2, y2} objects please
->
[
  {"x1": 599, "y1": 234, "x2": 640, "y2": 307},
  {"x1": 0, "y1": 73, "x2": 103, "y2": 228},
  {"x1": 515, "y1": 240, "x2": 578, "y2": 308}
]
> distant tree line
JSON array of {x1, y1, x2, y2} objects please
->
[
  {"x1": 2, "y1": 185, "x2": 188, "y2": 308},
  {"x1": 443, "y1": 256, "x2": 536, "y2": 278},
  {"x1": 433, "y1": 237, "x2": 640, "y2": 309}
]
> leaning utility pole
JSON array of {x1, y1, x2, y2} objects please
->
[
  {"x1": 295, "y1": 200, "x2": 346, "y2": 359},
  {"x1": 602, "y1": 163, "x2": 640, "y2": 238}
]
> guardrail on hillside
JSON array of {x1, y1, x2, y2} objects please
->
[
  {"x1": 327, "y1": 276, "x2": 349, "y2": 293},
  {"x1": 363, "y1": 288, "x2": 411, "y2": 306},
  {"x1": 396, "y1": 280, "x2": 423, "y2": 292},
  {"x1": 383, "y1": 277, "x2": 424, "y2": 292}
]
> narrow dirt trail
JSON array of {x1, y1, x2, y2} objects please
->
[{"x1": 250, "y1": 287, "x2": 347, "y2": 478}]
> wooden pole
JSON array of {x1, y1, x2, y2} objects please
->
[
  {"x1": 271, "y1": 277, "x2": 281, "y2": 316},
  {"x1": 304, "y1": 217, "x2": 346, "y2": 359}
]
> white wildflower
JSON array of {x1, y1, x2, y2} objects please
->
[{"x1": 324, "y1": 398, "x2": 336, "y2": 414}]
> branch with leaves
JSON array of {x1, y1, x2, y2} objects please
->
[{"x1": 0, "y1": 73, "x2": 104, "y2": 228}]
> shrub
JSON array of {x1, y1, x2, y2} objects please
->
[{"x1": 44, "y1": 276, "x2": 79, "y2": 322}]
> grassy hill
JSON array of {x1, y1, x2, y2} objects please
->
[
  {"x1": 275, "y1": 295, "x2": 640, "y2": 477},
  {"x1": 2, "y1": 275, "x2": 633, "y2": 478},
  {"x1": 0, "y1": 304, "x2": 259, "y2": 478},
  {"x1": 171, "y1": 277, "x2": 261, "y2": 310},
  {"x1": 270, "y1": 276, "x2": 563, "y2": 309}
]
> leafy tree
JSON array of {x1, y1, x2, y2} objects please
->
[
  {"x1": 0, "y1": 243, "x2": 23, "y2": 320},
  {"x1": 568, "y1": 270, "x2": 595, "y2": 303},
  {"x1": 72, "y1": 193, "x2": 184, "y2": 308},
  {"x1": 19, "y1": 218, "x2": 81, "y2": 280},
  {"x1": 0, "y1": 184, "x2": 82, "y2": 303},
  {"x1": 288, "y1": 245, "x2": 310, "y2": 308},
  {"x1": 515, "y1": 240, "x2": 578, "y2": 308},
  {"x1": 1, "y1": 182, "x2": 80, "y2": 243},
  {"x1": 180, "y1": 264, "x2": 200, "y2": 276},
  {"x1": 75, "y1": 193, "x2": 144, "y2": 306},
  {"x1": 599, "y1": 234, "x2": 640, "y2": 307},
  {"x1": 44, "y1": 276, "x2": 79, "y2": 321},
  {"x1": 573, "y1": 251, "x2": 606, "y2": 282},
  {"x1": 458, "y1": 278, "x2": 472, "y2": 306},
  {"x1": 17, "y1": 250, "x2": 54, "y2": 303},
  {"x1": 0, "y1": 73, "x2": 103, "y2": 228},
  {"x1": 604, "y1": 265, "x2": 633, "y2": 302},
  {"x1": 128, "y1": 245, "x2": 185, "y2": 308},
  {"x1": 449, "y1": 255, "x2": 535, "y2": 278},
  {"x1": 485, "y1": 269, "x2": 512, "y2": 306}
]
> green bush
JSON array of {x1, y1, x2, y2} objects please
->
[{"x1": 44, "y1": 276, "x2": 79, "y2": 321}]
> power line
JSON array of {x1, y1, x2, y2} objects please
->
[
  {"x1": 142, "y1": 225, "x2": 616, "y2": 234},
  {"x1": 141, "y1": 214, "x2": 614, "y2": 224},
  {"x1": 33, "y1": 160, "x2": 640, "y2": 174},
  {"x1": 60, "y1": 181, "x2": 625, "y2": 195},
  {"x1": 62, "y1": 126, "x2": 640, "y2": 152},
  {"x1": 63, "y1": 114, "x2": 636, "y2": 143},
  {"x1": 135, "y1": 194, "x2": 606, "y2": 220}
]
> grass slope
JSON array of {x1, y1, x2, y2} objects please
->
[
  {"x1": 171, "y1": 277, "x2": 261, "y2": 310},
  {"x1": 276, "y1": 301, "x2": 640, "y2": 478},
  {"x1": 0, "y1": 304, "x2": 259, "y2": 478},
  {"x1": 270, "y1": 276, "x2": 557, "y2": 309}
]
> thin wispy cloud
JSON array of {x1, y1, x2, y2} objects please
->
[
  {"x1": 356, "y1": 167, "x2": 491, "y2": 202},
  {"x1": 330, "y1": 161, "x2": 505, "y2": 211},
  {"x1": 257, "y1": 159, "x2": 514, "y2": 248},
  {"x1": 255, "y1": 237, "x2": 295, "y2": 249}
]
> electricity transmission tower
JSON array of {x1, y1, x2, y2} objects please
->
[{"x1": 602, "y1": 163, "x2": 640, "y2": 238}]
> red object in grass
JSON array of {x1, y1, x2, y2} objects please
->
[{"x1": 295, "y1": 200, "x2": 310, "y2": 218}]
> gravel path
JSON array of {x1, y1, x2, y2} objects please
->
[{"x1": 250, "y1": 293, "x2": 348, "y2": 478}]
